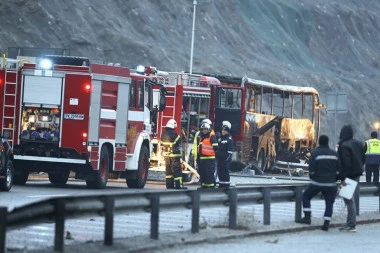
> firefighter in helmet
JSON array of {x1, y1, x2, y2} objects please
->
[
  {"x1": 160, "y1": 119, "x2": 186, "y2": 189},
  {"x1": 191, "y1": 119, "x2": 215, "y2": 169},
  {"x1": 197, "y1": 121, "x2": 218, "y2": 188},
  {"x1": 216, "y1": 121, "x2": 234, "y2": 188}
]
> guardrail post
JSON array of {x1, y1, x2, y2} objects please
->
[
  {"x1": 150, "y1": 194, "x2": 160, "y2": 240},
  {"x1": 0, "y1": 207, "x2": 7, "y2": 253},
  {"x1": 54, "y1": 199, "x2": 65, "y2": 252},
  {"x1": 263, "y1": 188, "x2": 271, "y2": 225},
  {"x1": 295, "y1": 186, "x2": 303, "y2": 221},
  {"x1": 191, "y1": 190, "x2": 200, "y2": 233},
  {"x1": 228, "y1": 188, "x2": 237, "y2": 229},
  {"x1": 104, "y1": 196, "x2": 115, "y2": 246}
]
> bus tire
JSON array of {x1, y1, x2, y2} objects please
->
[
  {"x1": 86, "y1": 147, "x2": 110, "y2": 189},
  {"x1": 126, "y1": 145, "x2": 149, "y2": 188}
]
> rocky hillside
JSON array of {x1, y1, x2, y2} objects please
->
[{"x1": 1, "y1": 0, "x2": 380, "y2": 143}]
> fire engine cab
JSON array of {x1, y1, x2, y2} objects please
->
[
  {"x1": 0, "y1": 54, "x2": 164, "y2": 189},
  {"x1": 140, "y1": 67, "x2": 220, "y2": 180}
]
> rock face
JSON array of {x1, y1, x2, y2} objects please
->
[{"x1": 1, "y1": 0, "x2": 379, "y2": 143}]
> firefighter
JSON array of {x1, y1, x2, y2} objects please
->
[
  {"x1": 161, "y1": 119, "x2": 186, "y2": 189},
  {"x1": 197, "y1": 122, "x2": 218, "y2": 188},
  {"x1": 216, "y1": 121, "x2": 233, "y2": 188},
  {"x1": 191, "y1": 119, "x2": 214, "y2": 168}
]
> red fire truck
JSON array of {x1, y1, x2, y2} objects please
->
[
  {"x1": 0, "y1": 54, "x2": 165, "y2": 189},
  {"x1": 140, "y1": 67, "x2": 220, "y2": 180}
]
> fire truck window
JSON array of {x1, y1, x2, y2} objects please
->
[
  {"x1": 144, "y1": 84, "x2": 151, "y2": 109},
  {"x1": 138, "y1": 81, "x2": 144, "y2": 109},
  {"x1": 227, "y1": 92, "x2": 234, "y2": 107},
  {"x1": 129, "y1": 80, "x2": 137, "y2": 108}
]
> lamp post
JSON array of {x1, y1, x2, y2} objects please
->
[
  {"x1": 375, "y1": 122, "x2": 380, "y2": 138},
  {"x1": 189, "y1": 0, "x2": 197, "y2": 75}
]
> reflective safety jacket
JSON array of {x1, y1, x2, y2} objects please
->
[
  {"x1": 161, "y1": 128, "x2": 182, "y2": 157},
  {"x1": 365, "y1": 139, "x2": 380, "y2": 154},
  {"x1": 364, "y1": 138, "x2": 380, "y2": 164},
  {"x1": 197, "y1": 131, "x2": 218, "y2": 159}
]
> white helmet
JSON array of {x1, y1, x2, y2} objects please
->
[
  {"x1": 201, "y1": 118, "x2": 212, "y2": 126},
  {"x1": 200, "y1": 123, "x2": 211, "y2": 132},
  {"x1": 222, "y1": 121, "x2": 232, "y2": 129},
  {"x1": 166, "y1": 119, "x2": 177, "y2": 129}
]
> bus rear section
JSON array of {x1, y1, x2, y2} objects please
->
[{"x1": 213, "y1": 76, "x2": 324, "y2": 176}]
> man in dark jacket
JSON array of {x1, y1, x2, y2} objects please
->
[
  {"x1": 337, "y1": 125, "x2": 364, "y2": 232},
  {"x1": 296, "y1": 135, "x2": 341, "y2": 231}
]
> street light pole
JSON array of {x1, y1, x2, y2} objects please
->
[
  {"x1": 189, "y1": 0, "x2": 197, "y2": 75},
  {"x1": 375, "y1": 122, "x2": 380, "y2": 138}
]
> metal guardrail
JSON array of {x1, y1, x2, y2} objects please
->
[{"x1": 1, "y1": 183, "x2": 379, "y2": 253}]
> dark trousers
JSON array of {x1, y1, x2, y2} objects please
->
[
  {"x1": 302, "y1": 184, "x2": 337, "y2": 220},
  {"x1": 365, "y1": 164, "x2": 380, "y2": 186},
  {"x1": 217, "y1": 158, "x2": 230, "y2": 187},
  {"x1": 198, "y1": 158, "x2": 216, "y2": 187}
]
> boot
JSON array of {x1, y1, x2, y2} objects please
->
[
  {"x1": 166, "y1": 178, "x2": 174, "y2": 189},
  {"x1": 321, "y1": 220, "x2": 330, "y2": 231},
  {"x1": 175, "y1": 178, "x2": 187, "y2": 189},
  {"x1": 295, "y1": 211, "x2": 311, "y2": 225}
]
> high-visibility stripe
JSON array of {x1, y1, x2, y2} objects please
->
[
  {"x1": 162, "y1": 135, "x2": 180, "y2": 147},
  {"x1": 200, "y1": 156, "x2": 215, "y2": 159},
  {"x1": 315, "y1": 155, "x2": 338, "y2": 160}
]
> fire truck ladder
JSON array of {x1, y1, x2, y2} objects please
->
[
  {"x1": 155, "y1": 88, "x2": 177, "y2": 167},
  {"x1": 160, "y1": 89, "x2": 176, "y2": 133},
  {"x1": 2, "y1": 58, "x2": 20, "y2": 147}
]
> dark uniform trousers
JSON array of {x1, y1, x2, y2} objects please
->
[
  {"x1": 198, "y1": 158, "x2": 216, "y2": 188},
  {"x1": 216, "y1": 158, "x2": 230, "y2": 188}
]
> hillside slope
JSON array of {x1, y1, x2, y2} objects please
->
[{"x1": 1, "y1": 0, "x2": 379, "y2": 142}]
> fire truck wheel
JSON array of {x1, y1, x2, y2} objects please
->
[
  {"x1": 86, "y1": 147, "x2": 110, "y2": 189},
  {"x1": 14, "y1": 170, "x2": 29, "y2": 185},
  {"x1": 0, "y1": 160, "x2": 14, "y2": 191},
  {"x1": 126, "y1": 145, "x2": 149, "y2": 188},
  {"x1": 48, "y1": 170, "x2": 70, "y2": 185}
]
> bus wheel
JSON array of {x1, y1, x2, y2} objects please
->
[
  {"x1": 48, "y1": 170, "x2": 70, "y2": 185},
  {"x1": 126, "y1": 145, "x2": 149, "y2": 188},
  {"x1": 14, "y1": 170, "x2": 29, "y2": 185},
  {"x1": 86, "y1": 147, "x2": 110, "y2": 189},
  {"x1": 0, "y1": 160, "x2": 14, "y2": 191}
]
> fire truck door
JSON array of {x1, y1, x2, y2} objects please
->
[
  {"x1": 61, "y1": 74, "x2": 91, "y2": 153},
  {"x1": 214, "y1": 87, "x2": 245, "y2": 135}
]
